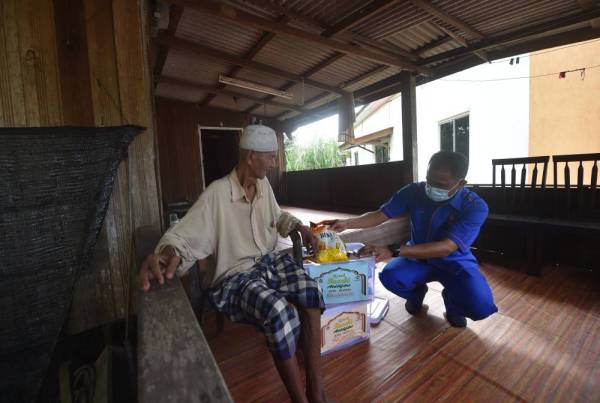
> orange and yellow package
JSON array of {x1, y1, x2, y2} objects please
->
[{"x1": 310, "y1": 221, "x2": 348, "y2": 263}]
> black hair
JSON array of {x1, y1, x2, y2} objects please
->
[{"x1": 428, "y1": 151, "x2": 469, "y2": 179}]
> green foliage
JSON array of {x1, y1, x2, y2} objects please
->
[{"x1": 285, "y1": 137, "x2": 349, "y2": 172}]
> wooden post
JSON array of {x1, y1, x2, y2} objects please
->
[{"x1": 400, "y1": 71, "x2": 418, "y2": 182}]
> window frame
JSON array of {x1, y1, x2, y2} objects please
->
[{"x1": 438, "y1": 112, "x2": 470, "y2": 157}]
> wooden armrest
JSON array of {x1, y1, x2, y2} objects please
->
[
  {"x1": 289, "y1": 229, "x2": 304, "y2": 268},
  {"x1": 137, "y1": 277, "x2": 232, "y2": 403},
  {"x1": 135, "y1": 226, "x2": 232, "y2": 403}
]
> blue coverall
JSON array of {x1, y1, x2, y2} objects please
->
[{"x1": 379, "y1": 182, "x2": 498, "y2": 321}]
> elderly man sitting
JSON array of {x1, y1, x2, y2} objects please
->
[{"x1": 139, "y1": 125, "x2": 327, "y2": 403}]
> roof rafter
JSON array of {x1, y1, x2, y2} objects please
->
[
  {"x1": 409, "y1": 0, "x2": 484, "y2": 39},
  {"x1": 414, "y1": 35, "x2": 454, "y2": 57},
  {"x1": 321, "y1": 0, "x2": 401, "y2": 38},
  {"x1": 407, "y1": 0, "x2": 489, "y2": 62},
  {"x1": 153, "y1": 4, "x2": 184, "y2": 83},
  {"x1": 436, "y1": 25, "x2": 489, "y2": 62}
]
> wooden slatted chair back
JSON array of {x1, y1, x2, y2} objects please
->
[
  {"x1": 491, "y1": 156, "x2": 549, "y2": 214},
  {"x1": 552, "y1": 153, "x2": 600, "y2": 218}
]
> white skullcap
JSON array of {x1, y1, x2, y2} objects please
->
[{"x1": 239, "y1": 124, "x2": 277, "y2": 152}]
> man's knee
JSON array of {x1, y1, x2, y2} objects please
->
[
  {"x1": 460, "y1": 291, "x2": 498, "y2": 321},
  {"x1": 265, "y1": 297, "x2": 299, "y2": 330},
  {"x1": 379, "y1": 258, "x2": 429, "y2": 291},
  {"x1": 466, "y1": 301, "x2": 497, "y2": 320},
  {"x1": 263, "y1": 298, "x2": 301, "y2": 359},
  {"x1": 303, "y1": 277, "x2": 324, "y2": 307},
  {"x1": 379, "y1": 269, "x2": 397, "y2": 290}
]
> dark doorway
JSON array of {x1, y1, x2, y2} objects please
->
[{"x1": 201, "y1": 129, "x2": 240, "y2": 187}]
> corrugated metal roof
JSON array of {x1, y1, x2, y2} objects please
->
[
  {"x1": 344, "y1": 67, "x2": 401, "y2": 92},
  {"x1": 352, "y1": 3, "x2": 431, "y2": 40},
  {"x1": 384, "y1": 21, "x2": 447, "y2": 52},
  {"x1": 309, "y1": 55, "x2": 380, "y2": 88},
  {"x1": 162, "y1": 49, "x2": 234, "y2": 86},
  {"x1": 155, "y1": 0, "x2": 600, "y2": 123},
  {"x1": 282, "y1": 0, "x2": 365, "y2": 27},
  {"x1": 253, "y1": 34, "x2": 335, "y2": 75},
  {"x1": 177, "y1": 8, "x2": 263, "y2": 57},
  {"x1": 437, "y1": 0, "x2": 583, "y2": 36}
]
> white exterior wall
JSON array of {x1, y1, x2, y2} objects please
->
[{"x1": 353, "y1": 57, "x2": 530, "y2": 184}]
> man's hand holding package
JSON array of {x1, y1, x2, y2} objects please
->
[
  {"x1": 331, "y1": 219, "x2": 349, "y2": 233},
  {"x1": 298, "y1": 224, "x2": 319, "y2": 255}
]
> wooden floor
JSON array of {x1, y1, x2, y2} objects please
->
[{"x1": 201, "y1": 261, "x2": 600, "y2": 402}]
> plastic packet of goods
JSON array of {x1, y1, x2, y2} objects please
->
[{"x1": 310, "y1": 221, "x2": 348, "y2": 263}]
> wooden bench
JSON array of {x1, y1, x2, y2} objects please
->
[
  {"x1": 474, "y1": 153, "x2": 600, "y2": 274},
  {"x1": 473, "y1": 156, "x2": 550, "y2": 275}
]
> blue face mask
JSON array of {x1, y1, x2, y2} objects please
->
[{"x1": 425, "y1": 182, "x2": 459, "y2": 202}]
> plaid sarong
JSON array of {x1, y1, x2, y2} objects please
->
[{"x1": 207, "y1": 253, "x2": 324, "y2": 360}]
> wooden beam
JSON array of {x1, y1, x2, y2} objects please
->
[
  {"x1": 400, "y1": 71, "x2": 418, "y2": 182},
  {"x1": 321, "y1": 0, "x2": 400, "y2": 37},
  {"x1": 577, "y1": 0, "x2": 595, "y2": 10},
  {"x1": 341, "y1": 65, "x2": 389, "y2": 90},
  {"x1": 158, "y1": 76, "x2": 306, "y2": 112},
  {"x1": 171, "y1": 0, "x2": 420, "y2": 70},
  {"x1": 348, "y1": 36, "x2": 420, "y2": 61},
  {"x1": 158, "y1": 34, "x2": 344, "y2": 95},
  {"x1": 578, "y1": 0, "x2": 600, "y2": 28},
  {"x1": 415, "y1": 35, "x2": 454, "y2": 56},
  {"x1": 153, "y1": 5, "x2": 183, "y2": 80},
  {"x1": 408, "y1": 0, "x2": 489, "y2": 62},
  {"x1": 409, "y1": 0, "x2": 483, "y2": 39},
  {"x1": 436, "y1": 25, "x2": 489, "y2": 62}
]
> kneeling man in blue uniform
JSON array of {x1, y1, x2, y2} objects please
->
[{"x1": 333, "y1": 151, "x2": 497, "y2": 327}]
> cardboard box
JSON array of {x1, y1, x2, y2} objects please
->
[
  {"x1": 305, "y1": 256, "x2": 375, "y2": 305},
  {"x1": 320, "y1": 301, "x2": 370, "y2": 355}
]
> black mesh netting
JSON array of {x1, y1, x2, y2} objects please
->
[{"x1": 0, "y1": 125, "x2": 143, "y2": 402}]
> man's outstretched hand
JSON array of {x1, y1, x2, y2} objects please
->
[
  {"x1": 139, "y1": 246, "x2": 181, "y2": 292},
  {"x1": 330, "y1": 219, "x2": 350, "y2": 233}
]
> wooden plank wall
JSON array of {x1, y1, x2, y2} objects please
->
[
  {"x1": 0, "y1": 0, "x2": 162, "y2": 334},
  {"x1": 155, "y1": 97, "x2": 285, "y2": 213}
]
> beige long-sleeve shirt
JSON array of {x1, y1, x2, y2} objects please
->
[{"x1": 155, "y1": 169, "x2": 301, "y2": 285}]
